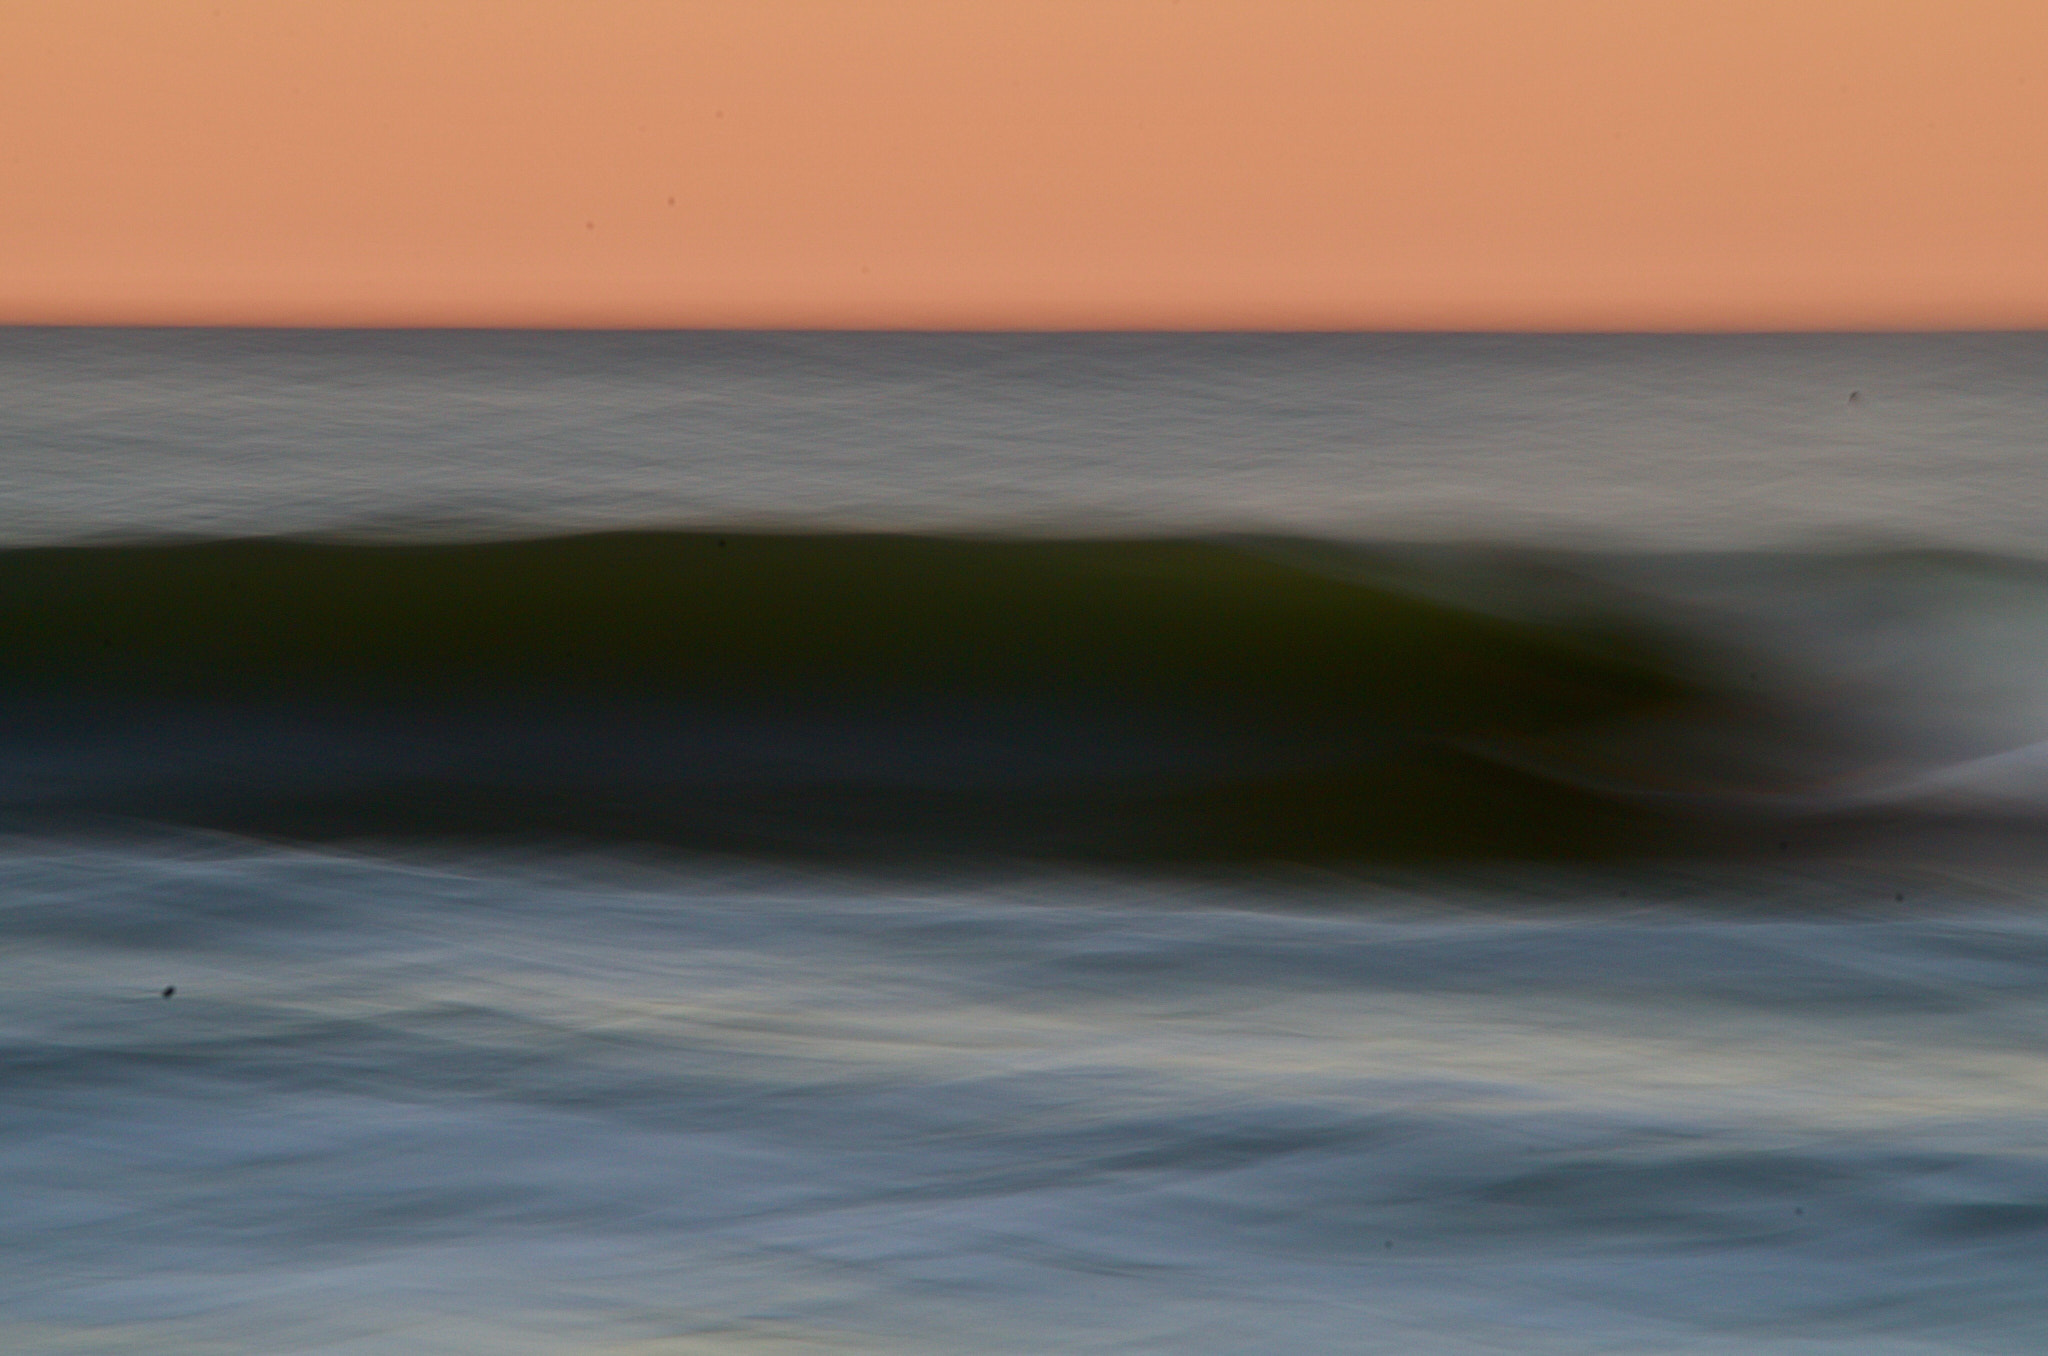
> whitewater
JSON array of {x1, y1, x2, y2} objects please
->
[{"x1": 5, "y1": 330, "x2": 2048, "y2": 1353}]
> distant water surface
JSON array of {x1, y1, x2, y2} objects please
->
[{"x1": 4, "y1": 329, "x2": 2045, "y2": 549}]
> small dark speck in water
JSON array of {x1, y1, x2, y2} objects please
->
[
  {"x1": 1849, "y1": 391, "x2": 1863, "y2": 404},
  {"x1": 160, "y1": 986, "x2": 175, "y2": 999},
  {"x1": 1795, "y1": 1207, "x2": 1805, "y2": 1215}
]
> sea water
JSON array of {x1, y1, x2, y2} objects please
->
[{"x1": 5, "y1": 330, "x2": 2048, "y2": 1353}]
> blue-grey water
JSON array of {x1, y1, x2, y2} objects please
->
[{"x1": 6, "y1": 330, "x2": 2048, "y2": 1353}]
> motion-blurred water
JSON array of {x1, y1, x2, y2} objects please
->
[
  {"x1": 5, "y1": 330, "x2": 2048, "y2": 1352},
  {"x1": 5, "y1": 330, "x2": 2047, "y2": 551}
]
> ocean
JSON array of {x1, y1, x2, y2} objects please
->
[{"x1": 6, "y1": 329, "x2": 2048, "y2": 1352}]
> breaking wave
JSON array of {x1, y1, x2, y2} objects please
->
[{"x1": 0, "y1": 529, "x2": 1742, "y2": 862}]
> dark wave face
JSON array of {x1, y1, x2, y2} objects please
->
[{"x1": 0, "y1": 530, "x2": 1730, "y2": 861}]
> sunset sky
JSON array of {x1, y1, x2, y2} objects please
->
[{"x1": 4, "y1": 0, "x2": 2045, "y2": 329}]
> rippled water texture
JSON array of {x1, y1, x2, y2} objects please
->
[
  {"x1": 4, "y1": 329, "x2": 2047, "y2": 551},
  {"x1": 9, "y1": 843, "x2": 2048, "y2": 1354},
  {"x1": 7, "y1": 331, "x2": 2048, "y2": 1351}
]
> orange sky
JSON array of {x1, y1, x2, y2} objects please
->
[{"x1": 4, "y1": 0, "x2": 2046, "y2": 329}]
